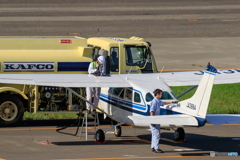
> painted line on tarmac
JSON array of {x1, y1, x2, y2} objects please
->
[
  {"x1": 160, "y1": 68, "x2": 240, "y2": 72},
  {"x1": 52, "y1": 155, "x2": 209, "y2": 160},
  {"x1": 0, "y1": 126, "x2": 131, "y2": 131},
  {"x1": 0, "y1": 123, "x2": 240, "y2": 131},
  {"x1": 174, "y1": 149, "x2": 198, "y2": 152},
  {"x1": 109, "y1": 138, "x2": 150, "y2": 144},
  {"x1": 205, "y1": 123, "x2": 240, "y2": 126},
  {"x1": 111, "y1": 138, "x2": 141, "y2": 141}
]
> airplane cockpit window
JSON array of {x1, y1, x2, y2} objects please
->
[
  {"x1": 125, "y1": 46, "x2": 152, "y2": 70},
  {"x1": 145, "y1": 92, "x2": 154, "y2": 102},
  {"x1": 124, "y1": 89, "x2": 132, "y2": 101},
  {"x1": 160, "y1": 91, "x2": 174, "y2": 100},
  {"x1": 134, "y1": 92, "x2": 141, "y2": 103},
  {"x1": 108, "y1": 88, "x2": 124, "y2": 98}
]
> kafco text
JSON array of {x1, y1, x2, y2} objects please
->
[{"x1": 4, "y1": 63, "x2": 54, "y2": 72}]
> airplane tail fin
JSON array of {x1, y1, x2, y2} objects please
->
[{"x1": 180, "y1": 64, "x2": 217, "y2": 119}]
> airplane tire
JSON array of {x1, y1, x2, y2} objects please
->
[
  {"x1": 0, "y1": 95, "x2": 24, "y2": 127},
  {"x1": 174, "y1": 128, "x2": 185, "y2": 141},
  {"x1": 95, "y1": 129, "x2": 105, "y2": 142},
  {"x1": 114, "y1": 126, "x2": 122, "y2": 137}
]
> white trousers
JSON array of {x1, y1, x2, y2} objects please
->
[
  {"x1": 150, "y1": 124, "x2": 160, "y2": 149},
  {"x1": 86, "y1": 87, "x2": 101, "y2": 110}
]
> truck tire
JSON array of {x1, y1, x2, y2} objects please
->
[{"x1": 0, "y1": 95, "x2": 24, "y2": 126}]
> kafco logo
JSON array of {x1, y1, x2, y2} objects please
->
[{"x1": 4, "y1": 62, "x2": 54, "y2": 72}]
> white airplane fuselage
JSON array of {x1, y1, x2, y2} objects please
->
[
  {"x1": 99, "y1": 79, "x2": 205, "y2": 128},
  {"x1": 98, "y1": 66, "x2": 218, "y2": 129}
]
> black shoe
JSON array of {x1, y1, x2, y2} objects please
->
[
  {"x1": 151, "y1": 148, "x2": 155, "y2": 152},
  {"x1": 153, "y1": 149, "x2": 164, "y2": 153}
]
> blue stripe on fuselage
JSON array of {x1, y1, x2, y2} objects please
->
[
  {"x1": 100, "y1": 93, "x2": 149, "y2": 116},
  {"x1": 100, "y1": 94, "x2": 146, "y2": 110},
  {"x1": 100, "y1": 94, "x2": 206, "y2": 127}
]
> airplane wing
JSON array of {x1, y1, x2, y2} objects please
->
[
  {"x1": 206, "y1": 114, "x2": 240, "y2": 125},
  {"x1": 0, "y1": 68, "x2": 239, "y2": 88},
  {"x1": 158, "y1": 69, "x2": 240, "y2": 86},
  {"x1": 128, "y1": 115, "x2": 199, "y2": 126},
  {"x1": 0, "y1": 74, "x2": 132, "y2": 87}
]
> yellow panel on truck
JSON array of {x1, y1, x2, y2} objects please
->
[{"x1": 0, "y1": 36, "x2": 92, "y2": 74}]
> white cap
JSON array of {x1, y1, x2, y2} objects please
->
[{"x1": 97, "y1": 56, "x2": 105, "y2": 64}]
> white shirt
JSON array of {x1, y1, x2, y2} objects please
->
[{"x1": 88, "y1": 62, "x2": 98, "y2": 74}]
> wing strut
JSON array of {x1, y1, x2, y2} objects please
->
[
  {"x1": 66, "y1": 87, "x2": 110, "y2": 116},
  {"x1": 176, "y1": 85, "x2": 198, "y2": 99}
]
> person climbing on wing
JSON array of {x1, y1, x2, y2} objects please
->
[{"x1": 85, "y1": 55, "x2": 106, "y2": 114}]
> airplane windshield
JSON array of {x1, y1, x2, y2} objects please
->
[
  {"x1": 125, "y1": 46, "x2": 152, "y2": 70},
  {"x1": 146, "y1": 91, "x2": 174, "y2": 102},
  {"x1": 160, "y1": 91, "x2": 174, "y2": 100},
  {"x1": 145, "y1": 92, "x2": 154, "y2": 102},
  {"x1": 108, "y1": 88, "x2": 124, "y2": 98}
]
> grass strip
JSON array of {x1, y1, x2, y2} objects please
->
[
  {"x1": 171, "y1": 83, "x2": 240, "y2": 114},
  {"x1": 23, "y1": 83, "x2": 240, "y2": 120}
]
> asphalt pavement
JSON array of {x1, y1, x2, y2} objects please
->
[
  {"x1": 1, "y1": 0, "x2": 239, "y2": 69},
  {"x1": 0, "y1": 123, "x2": 239, "y2": 160}
]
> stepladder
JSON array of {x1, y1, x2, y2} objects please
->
[{"x1": 79, "y1": 112, "x2": 100, "y2": 141}]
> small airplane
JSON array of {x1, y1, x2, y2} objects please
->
[
  {"x1": 98, "y1": 64, "x2": 240, "y2": 141},
  {"x1": 0, "y1": 63, "x2": 240, "y2": 142}
]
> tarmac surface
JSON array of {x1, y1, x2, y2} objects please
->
[
  {"x1": 0, "y1": 0, "x2": 240, "y2": 159},
  {"x1": 0, "y1": 122, "x2": 240, "y2": 160},
  {"x1": 0, "y1": 0, "x2": 240, "y2": 69}
]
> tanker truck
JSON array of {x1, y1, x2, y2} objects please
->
[{"x1": 0, "y1": 36, "x2": 158, "y2": 126}]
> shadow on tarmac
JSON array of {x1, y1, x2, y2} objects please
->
[
  {"x1": 51, "y1": 132, "x2": 240, "y2": 154},
  {"x1": 139, "y1": 132, "x2": 240, "y2": 153}
]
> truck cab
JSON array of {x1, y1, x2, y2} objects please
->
[{"x1": 87, "y1": 37, "x2": 158, "y2": 74}]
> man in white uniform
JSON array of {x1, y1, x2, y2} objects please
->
[{"x1": 86, "y1": 55, "x2": 106, "y2": 113}]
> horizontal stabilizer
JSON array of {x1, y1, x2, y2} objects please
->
[
  {"x1": 128, "y1": 115, "x2": 199, "y2": 126},
  {"x1": 206, "y1": 114, "x2": 240, "y2": 125}
]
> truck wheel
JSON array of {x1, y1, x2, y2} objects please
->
[{"x1": 0, "y1": 95, "x2": 24, "y2": 126}]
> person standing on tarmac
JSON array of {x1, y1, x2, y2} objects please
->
[
  {"x1": 86, "y1": 55, "x2": 106, "y2": 114},
  {"x1": 150, "y1": 89, "x2": 177, "y2": 153}
]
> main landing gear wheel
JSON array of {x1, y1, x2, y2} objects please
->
[
  {"x1": 95, "y1": 129, "x2": 105, "y2": 142},
  {"x1": 0, "y1": 95, "x2": 24, "y2": 127},
  {"x1": 174, "y1": 128, "x2": 185, "y2": 141},
  {"x1": 114, "y1": 126, "x2": 122, "y2": 137}
]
